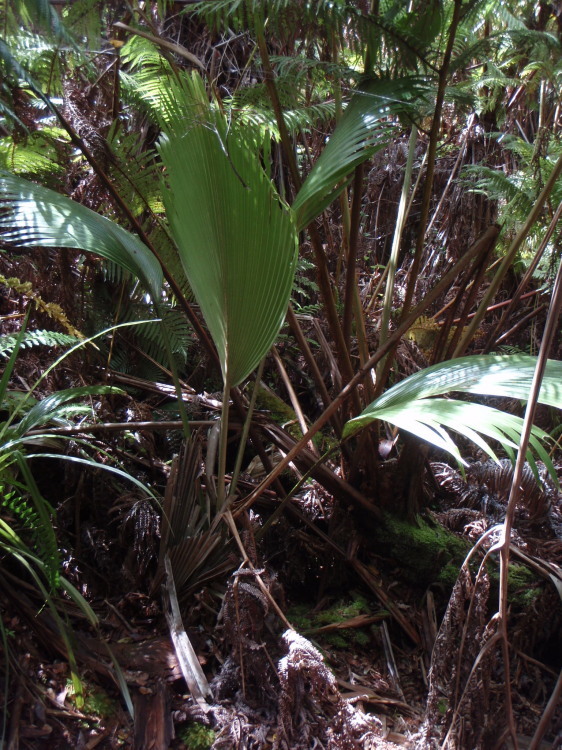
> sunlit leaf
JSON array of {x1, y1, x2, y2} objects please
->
[
  {"x1": 158, "y1": 75, "x2": 298, "y2": 387},
  {"x1": 0, "y1": 172, "x2": 163, "y2": 298},
  {"x1": 292, "y1": 76, "x2": 423, "y2": 230},
  {"x1": 344, "y1": 355, "x2": 562, "y2": 482}
]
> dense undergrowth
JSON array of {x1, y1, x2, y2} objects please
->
[{"x1": 1, "y1": 1, "x2": 562, "y2": 748}]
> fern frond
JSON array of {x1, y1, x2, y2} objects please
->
[
  {"x1": 462, "y1": 165, "x2": 533, "y2": 215},
  {"x1": 0, "y1": 330, "x2": 80, "y2": 359},
  {"x1": 105, "y1": 123, "x2": 165, "y2": 218},
  {"x1": 0, "y1": 133, "x2": 66, "y2": 181},
  {"x1": 0, "y1": 477, "x2": 60, "y2": 590}
]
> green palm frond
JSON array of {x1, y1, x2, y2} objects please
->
[
  {"x1": 6, "y1": 385, "x2": 124, "y2": 437},
  {"x1": 0, "y1": 171, "x2": 164, "y2": 298},
  {"x1": 293, "y1": 76, "x2": 423, "y2": 230},
  {"x1": 344, "y1": 354, "x2": 562, "y2": 480},
  {"x1": 157, "y1": 73, "x2": 298, "y2": 387}
]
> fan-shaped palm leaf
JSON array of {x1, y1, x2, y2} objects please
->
[
  {"x1": 292, "y1": 76, "x2": 423, "y2": 231},
  {"x1": 344, "y1": 355, "x2": 562, "y2": 478},
  {"x1": 158, "y1": 76, "x2": 298, "y2": 387}
]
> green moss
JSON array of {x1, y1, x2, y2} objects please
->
[
  {"x1": 312, "y1": 594, "x2": 369, "y2": 625},
  {"x1": 66, "y1": 678, "x2": 117, "y2": 719},
  {"x1": 178, "y1": 723, "x2": 216, "y2": 749},
  {"x1": 256, "y1": 386, "x2": 303, "y2": 441},
  {"x1": 288, "y1": 594, "x2": 376, "y2": 649},
  {"x1": 507, "y1": 563, "x2": 540, "y2": 609},
  {"x1": 373, "y1": 513, "x2": 470, "y2": 588}
]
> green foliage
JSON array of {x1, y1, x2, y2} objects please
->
[
  {"x1": 507, "y1": 563, "x2": 540, "y2": 608},
  {"x1": 0, "y1": 171, "x2": 164, "y2": 298},
  {"x1": 158, "y1": 73, "x2": 298, "y2": 387},
  {"x1": 178, "y1": 722, "x2": 215, "y2": 750},
  {"x1": 292, "y1": 257, "x2": 320, "y2": 315},
  {"x1": 65, "y1": 677, "x2": 118, "y2": 718},
  {"x1": 0, "y1": 330, "x2": 80, "y2": 359},
  {"x1": 293, "y1": 75, "x2": 425, "y2": 230},
  {"x1": 0, "y1": 130, "x2": 67, "y2": 182},
  {"x1": 374, "y1": 513, "x2": 470, "y2": 587},
  {"x1": 345, "y1": 355, "x2": 562, "y2": 481},
  {"x1": 289, "y1": 595, "x2": 376, "y2": 649}
]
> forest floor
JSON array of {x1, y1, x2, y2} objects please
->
[
  {"x1": 1, "y1": 258, "x2": 562, "y2": 749},
  {"x1": 2, "y1": 350, "x2": 562, "y2": 750}
]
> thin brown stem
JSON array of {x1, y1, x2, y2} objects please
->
[
  {"x1": 235, "y1": 228, "x2": 491, "y2": 515},
  {"x1": 496, "y1": 253, "x2": 562, "y2": 748},
  {"x1": 400, "y1": 0, "x2": 464, "y2": 318},
  {"x1": 342, "y1": 164, "x2": 365, "y2": 344}
]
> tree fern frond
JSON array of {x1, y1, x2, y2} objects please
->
[
  {"x1": 188, "y1": 1, "x2": 370, "y2": 54},
  {"x1": 269, "y1": 55, "x2": 359, "y2": 84},
  {"x1": 462, "y1": 165, "x2": 533, "y2": 216},
  {"x1": 0, "y1": 133, "x2": 66, "y2": 182},
  {"x1": 0, "y1": 330, "x2": 80, "y2": 359},
  {"x1": 64, "y1": 0, "x2": 102, "y2": 46},
  {"x1": 105, "y1": 124, "x2": 165, "y2": 219},
  {"x1": 4, "y1": 30, "x2": 65, "y2": 96}
]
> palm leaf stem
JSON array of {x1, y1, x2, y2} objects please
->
[
  {"x1": 217, "y1": 378, "x2": 231, "y2": 510},
  {"x1": 228, "y1": 359, "x2": 266, "y2": 505},
  {"x1": 440, "y1": 224, "x2": 499, "y2": 360},
  {"x1": 375, "y1": 220, "x2": 499, "y2": 394},
  {"x1": 286, "y1": 305, "x2": 336, "y2": 425},
  {"x1": 454, "y1": 148, "x2": 562, "y2": 355},
  {"x1": 494, "y1": 304, "x2": 547, "y2": 347},
  {"x1": 341, "y1": 2, "x2": 374, "y2": 355},
  {"x1": 112, "y1": 21, "x2": 204, "y2": 70},
  {"x1": 399, "y1": 0, "x2": 464, "y2": 320},
  {"x1": 377, "y1": 123, "x2": 417, "y2": 381},
  {"x1": 342, "y1": 163, "x2": 365, "y2": 344},
  {"x1": 235, "y1": 228, "x2": 492, "y2": 516},
  {"x1": 307, "y1": 224, "x2": 360, "y2": 412},
  {"x1": 497, "y1": 253, "x2": 562, "y2": 748}
]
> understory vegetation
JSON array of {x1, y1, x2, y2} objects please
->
[{"x1": 1, "y1": 1, "x2": 562, "y2": 748}]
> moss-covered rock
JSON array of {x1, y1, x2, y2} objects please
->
[{"x1": 370, "y1": 513, "x2": 471, "y2": 589}]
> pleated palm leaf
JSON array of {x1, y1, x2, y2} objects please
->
[
  {"x1": 157, "y1": 74, "x2": 298, "y2": 388},
  {"x1": 0, "y1": 73, "x2": 298, "y2": 389},
  {"x1": 344, "y1": 354, "x2": 562, "y2": 481},
  {"x1": 292, "y1": 76, "x2": 424, "y2": 231},
  {"x1": 0, "y1": 172, "x2": 164, "y2": 299}
]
